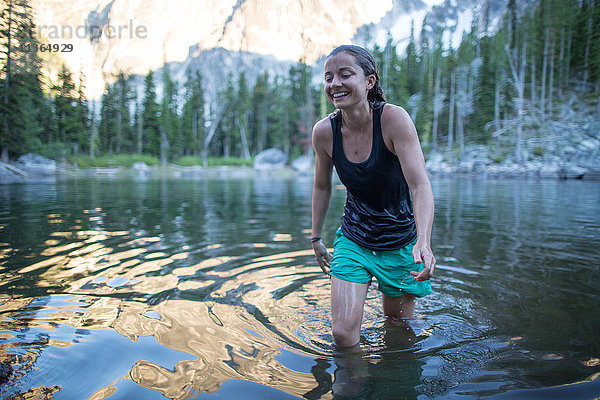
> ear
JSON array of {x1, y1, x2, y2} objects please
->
[{"x1": 366, "y1": 74, "x2": 376, "y2": 90}]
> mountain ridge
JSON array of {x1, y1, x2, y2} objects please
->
[{"x1": 30, "y1": 0, "x2": 504, "y2": 100}]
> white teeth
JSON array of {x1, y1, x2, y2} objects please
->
[{"x1": 333, "y1": 92, "x2": 348, "y2": 98}]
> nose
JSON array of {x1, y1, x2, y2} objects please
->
[{"x1": 330, "y1": 75, "x2": 342, "y2": 88}]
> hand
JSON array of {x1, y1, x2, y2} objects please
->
[
  {"x1": 410, "y1": 240, "x2": 435, "y2": 281},
  {"x1": 312, "y1": 239, "x2": 332, "y2": 275}
]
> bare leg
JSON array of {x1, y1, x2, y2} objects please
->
[
  {"x1": 382, "y1": 293, "x2": 416, "y2": 324},
  {"x1": 331, "y1": 277, "x2": 369, "y2": 347},
  {"x1": 332, "y1": 343, "x2": 370, "y2": 397}
]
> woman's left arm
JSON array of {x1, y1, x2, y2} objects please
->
[{"x1": 383, "y1": 105, "x2": 436, "y2": 281}]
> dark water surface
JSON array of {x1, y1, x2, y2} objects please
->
[{"x1": 0, "y1": 173, "x2": 599, "y2": 399}]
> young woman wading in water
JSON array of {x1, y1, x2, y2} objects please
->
[{"x1": 311, "y1": 45, "x2": 436, "y2": 348}]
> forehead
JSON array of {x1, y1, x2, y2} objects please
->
[{"x1": 324, "y1": 52, "x2": 360, "y2": 74}]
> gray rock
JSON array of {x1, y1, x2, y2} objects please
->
[
  {"x1": 15, "y1": 153, "x2": 56, "y2": 175},
  {"x1": 132, "y1": 161, "x2": 151, "y2": 171},
  {"x1": 558, "y1": 164, "x2": 586, "y2": 179},
  {"x1": 425, "y1": 152, "x2": 449, "y2": 173},
  {"x1": 132, "y1": 162, "x2": 152, "y2": 177},
  {"x1": 579, "y1": 139, "x2": 599, "y2": 154},
  {"x1": 291, "y1": 155, "x2": 313, "y2": 172},
  {"x1": 458, "y1": 159, "x2": 474, "y2": 173},
  {"x1": 462, "y1": 144, "x2": 490, "y2": 161},
  {"x1": 253, "y1": 148, "x2": 288, "y2": 170},
  {"x1": 538, "y1": 163, "x2": 560, "y2": 178},
  {"x1": 578, "y1": 157, "x2": 600, "y2": 180},
  {"x1": 523, "y1": 161, "x2": 542, "y2": 177}
]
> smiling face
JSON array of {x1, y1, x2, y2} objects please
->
[{"x1": 324, "y1": 52, "x2": 375, "y2": 109}]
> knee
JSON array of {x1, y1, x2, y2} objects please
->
[{"x1": 332, "y1": 325, "x2": 360, "y2": 347}]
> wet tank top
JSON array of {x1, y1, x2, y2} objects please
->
[{"x1": 330, "y1": 102, "x2": 416, "y2": 251}]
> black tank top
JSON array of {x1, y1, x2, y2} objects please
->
[{"x1": 330, "y1": 102, "x2": 416, "y2": 251}]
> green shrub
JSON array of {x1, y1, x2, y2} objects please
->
[
  {"x1": 39, "y1": 142, "x2": 72, "y2": 160},
  {"x1": 173, "y1": 156, "x2": 253, "y2": 167},
  {"x1": 69, "y1": 154, "x2": 160, "y2": 168},
  {"x1": 532, "y1": 146, "x2": 545, "y2": 157}
]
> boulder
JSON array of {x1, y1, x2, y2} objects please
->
[
  {"x1": 538, "y1": 163, "x2": 560, "y2": 179},
  {"x1": 458, "y1": 159, "x2": 474, "y2": 173},
  {"x1": 558, "y1": 163, "x2": 586, "y2": 179},
  {"x1": 132, "y1": 161, "x2": 152, "y2": 176},
  {"x1": 132, "y1": 161, "x2": 150, "y2": 171},
  {"x1": 579, "y1": 139, "x2": 600, "y2": 154},
  {"x1": 425, "y1": 152, "x2": 454, "y2": 174},
  {"x1": 253, "y1": 148, "x2": 287, "y2": 170},
  {"x1": 291, "y1": 155, "x2": 313, "y2": 172},
  {"x1": 15, "y1": 153, "x2": 56, "y2": 175}
]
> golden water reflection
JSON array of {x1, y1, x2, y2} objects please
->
[{"x1": 1, "y1": 227, "x2": 334, "y2": 399}]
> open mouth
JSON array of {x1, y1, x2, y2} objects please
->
[{"x1": 332, "y1": 92, "x2": 349, "y2": 99}]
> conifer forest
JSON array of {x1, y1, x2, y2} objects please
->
[{"x1": 1, "y1": 0, "x2": 599, "y2": 166}]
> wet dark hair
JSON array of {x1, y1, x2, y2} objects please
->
[{"x1": 327, "y1": 44, "x2": 386, "y2": 104}]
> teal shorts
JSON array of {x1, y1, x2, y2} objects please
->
[{"x1": 331, "y1": 228, "x2": 432, "y2": 298}]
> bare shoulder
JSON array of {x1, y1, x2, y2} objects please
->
[
  {"x1": 313, "y1": 116, "x2": 332, "y2": 138},
  {"x1": 380, "y1": 103, "x2": 419, "y2": 154},
  {"x1": 312, "y1": 115, "x2": 334, "y2": 157},
  {"x1": 380, "y1": 103, "x2": 415, "y2": 134}
]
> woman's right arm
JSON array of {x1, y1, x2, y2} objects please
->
[{"x1": 311, "y1": 118, "x2": 334, "y2": 274}]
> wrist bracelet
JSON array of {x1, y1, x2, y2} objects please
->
[{"x1": 311, "y1": 236, "x2": 322, "y2": 243}]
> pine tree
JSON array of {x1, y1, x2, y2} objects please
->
[
  {"x1": 181, "y1": 70, "x2": 204, "y2": 157},
  {"x1": 268, "y1": 75, "x2": 291, "y2": 154},
  {"x1": 215, "y1": 72, "x2": 236, "y2": 158},
  {"x1": 99, "y1": 82, "x2": 117, "y2": 153},
  {"x1": 53, "y1": 64, "x2": 80, "y2": 153},
  {"x1": 236, "y1": 71, "x2": 251, "y2": 160},
  {"x1": 114, "y1": 71, "x2": 135, "y2": 153},
  {"x1": 405, "y1": 21, "x2": 420, "y2": 96},
  {"x1": 470, "y1": 35, "x2": 496, "y2": 142},
  {"x1": 288, "y1": 61, "x2": 316, "y2": 157},
  {"x1": 75, "y1": 72, "x2": 90, "y2": 155},
  {"x1": 141, "y1": 70, "x2": 160, "y2": 156},
  {"x1": 251, "y1": 71, "x2": 269, "y2": 154},
  {"x1": 160, "y1": 65, "x2": 179, "y2": 161},
  {"x1": 0, "y1": 0, "x2": 46, "y2": 161}
]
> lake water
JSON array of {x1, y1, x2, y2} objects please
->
[{"x1": 0, "y1": 172, "x2": 599, "y2": 399}]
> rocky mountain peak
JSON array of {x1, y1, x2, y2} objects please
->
[{"x1": 30, "y1": 0, "x2": 506, "y2": 100}]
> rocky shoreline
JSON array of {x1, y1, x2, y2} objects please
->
[
  {"x1": 426, "y1": 151, "x2": 600, "y2": 180},
  {"x1": 1, "y1": 149, "x2": 599, "y2": 183}
]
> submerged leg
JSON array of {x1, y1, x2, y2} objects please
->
[
  {"x1": 331, "y1": 343, "x2": 370, "y2": 397},
  {"x1": 382, "y1": 293, "x2": 416, "y2": 323},
  {"x1": 331, "y1": 277, "x2": 369, "y2": 347}
]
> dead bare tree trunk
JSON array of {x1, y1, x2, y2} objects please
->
[
  {"x1": 236, "y1": 118, "x2": 251, "y2": 160},
  {"x1": 548, "y1": 37, "x2": 555, "y2": 118},
  {"x1": 530, "y1": 53, "x2": 536, "y2": 111},
  {"x1": 457, "y1": 105, "x2": 465, "y2": 158},
  {"x1": 541, "y1": 28, "x2": 550, "y2": 121},
  {"x1": 431, "y1": 65, "x2": 442, "y2": 152},
  {"x1": 494, "y1": 68, "x2": 502, "y2": 133},
  {"x1": 447, "y1": 72, "x2": 455, "y2": 150},
  {"x1": 565, "y1": 28, "x2": 572, "y2": 89},
  {"x1": 116, "y1": 105, "x2": 122, "y2": 154},
  {"x1": 192, "y1": 110, "x2": 198, "y2": 157},
  {"x1": 136, "y1": 104, "x2": 143, "y2": 155},
  {"x1": 90, "y1": 103, "x2": 97, "y2": 157},
  {"x1": 202, "y1": 104, "x2": 225, "y2": 167},
  {"x1": 558, "y1": 28, "x2": 565, "y2": 99},
  {"x1": 507, "y1": 43, "x2": 527, "y2": 164},
  {"x1": 159, "y1": 126, "x2": 169, "y2": 166},
  {"x1": 583, "y1": 0, "x2": 594, "y2": 85}
]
